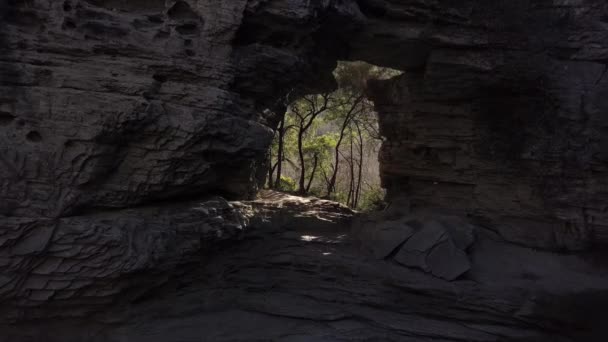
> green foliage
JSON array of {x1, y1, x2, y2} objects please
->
[
  {"x1": 303, "y1": 134, "x2": 336, "y2": 158},
  {"x1": 357, "y1": 186, "x2": 387, "y2": 212},
  {"x1": 277, "y1": 175, "x2": 297, "y2": 192},
  {"x1": 327, "y1": 190, "x2": 349, "y2": 205},
  {"x1": 268, "y1": 61, "x2": 396, "y2": 211}
]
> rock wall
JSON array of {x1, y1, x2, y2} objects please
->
[
  {"x1": 0, "y1": 0, "x2": 348, "y2": 216},
  {"x1": 0, "y1": 0, "x2": 359, "y2": 318},
  {"x1": 364, "y1": 0, "x2": 608, "y2": 251},
  {"x1": 2, "y1": 0, "x2": 608, "y2": 326},
  {"x1": 0, "y1": 197, "x2": 248, "y2": 321}
]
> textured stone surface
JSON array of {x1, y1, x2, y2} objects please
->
[
  {"x1": 365, "y1": 0, "x2": 608, "y2": 251},
  {"x1": 1, "y1": 0, "x2": 608, "y2": 339},
  {"x1": 353, "y1": 215, "x2": 416, "y2": 259},
  {"x1": 0, "y1": 0, "x2": 360, "y2": 320},
  {"x1": 0, "y1": 197, "x2": 249, "y2": 321},
  {"x1": 358, "y1": 213, "x2": 475, "y2": 281},
  {"x1": 2, "y1": 194, "x2": 608, "y2": 341},
  {"x1": 0, "y1": 0, "x2": 362, "y2": 220},
  {"x1": 249, "y1": 190, "x2": 354, "y2": 232}
]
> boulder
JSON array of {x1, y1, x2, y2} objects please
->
[{"x1": 392, "y1": 219, "x2": 472, "y2": 281}]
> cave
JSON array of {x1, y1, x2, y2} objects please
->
[{"x1": 1, "y1": 0, "x2": 608, "y2": 341}]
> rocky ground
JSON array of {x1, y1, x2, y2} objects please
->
[
  {"x1": 4, "y1": 191, "x2": 607, "y2": 341},
  {"x1": 3, "y1": 1, "x2": 608, "y2": 340}
]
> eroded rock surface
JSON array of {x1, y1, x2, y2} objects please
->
[
  {"x1": 3, "y1": 193, "x2": 608, "y2": 341},
  {"x1": 249, "y1": 190, "x2": 354, "y2": 232},
  {"x1": 356, "y1": 211, "x2": 475, "y2": 281},
  {"x1": 364, "y1": 1, "x2": 608, "y2": 251},
  {"x1": 0, "y1": 0, "x2": 359, "y2": 319},
  {"x1": 1, "y1": 0, "x2": 608, "y2": 340},
  {"x1": 0, "y1": 197, "x2": 249, "y2": 321}
]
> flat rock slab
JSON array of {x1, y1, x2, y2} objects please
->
[
  {"x1": 426, "y1": 239, "x2": 471, "y2": 281},
  {"x1": 369, "y1": 220, "x2": 417, "y2": 259},
  {"x1": 361, "y1": 215, "x2": 475, "y2": 281}
]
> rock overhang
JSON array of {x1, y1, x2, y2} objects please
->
[{"x1": 2, "y1": 0, "x2": 608, "y2": 326}]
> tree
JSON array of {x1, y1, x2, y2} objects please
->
[
  {"x1": 353, "y1": 119, "x2": 364, "y2": 208},
  {"x1": 326, "y1": 93, "x2": 364, "y2": 198},
  {"x1": 265, "y1": 61, "x2": 401, "y2": 209},
  {"x1": 324, "y1": 61, "x2": 399, "y2": 202},
  {"x1": 291, "y1": 93, "x2": 331, "y2": 194},
  {"x1": 303, "y1": 134, "x2": 337, "y2": 194},
  {"x1": 273, "y1": 116, "x2": 286, "y2": 189}
]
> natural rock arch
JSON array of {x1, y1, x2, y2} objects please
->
[
  {"x1": 241, "y1": 0, "x2": 608, "y2": 252},
  {"x1": 1, "y1": 0, "x2": 608, "y2": 340}
]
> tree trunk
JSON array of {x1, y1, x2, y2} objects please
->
[
  {"x1": 354, "y1": 121, "x2": 364, "y2": 209},
  {"x1": 292, "y1": 95, "x2": 330, "y2": 195},
  {"x1": 274, "y1": 117, "x2": 285, "y2": 189},
  {"x1": 267, "y1": 146, "x2": 273, "y2": 188},
  {"x1": 347, "y1": 128, "x2": 355, "y2": 208},
  {"x1": 328, "y1": 125, "x2": 346, "y2": 197},
  {"x1": 297, "y1": 130, "x2": 306, "y2": 194},
  {"x1": 306, "y1": 153, "x2": 319, "y2": 194},
  {"x1": 326, "y1": 95, "x2": 364, "y2": 198}
]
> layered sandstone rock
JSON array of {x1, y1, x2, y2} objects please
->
[
  {"x1": 1, "y1": 0, "x2": 608, "y2": 340},
  {"x1": 0, "y1": 197, "x2": 249, "y2": 321},
  {"x1": 0, "y1": 0, "x2": 358, "y2": 318},
  {"x1": 3, "y1": 193, "x2": 608, "y2": 341},
  {"x1": 363, "y1": 0, "x2": 608, "y2": 251},
  {"x1": 356, "y1": 213, "x2": 475, "y2": 281}
]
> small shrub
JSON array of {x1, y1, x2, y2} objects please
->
[
  {"x1": 277, "y1": 175, "x2": 297, "y2": 192},
  {"x1": 358, "y1": 187, "x2": 387, "y2": 212}
]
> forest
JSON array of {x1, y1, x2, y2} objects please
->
[{"x1": 265, "y1": 62, "x2": 401, "y2": 211}]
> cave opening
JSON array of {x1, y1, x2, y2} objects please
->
[
  {"x1": 2, "y1": 0, "x2": 608, "y2": 340},
  {"x1": 263, "y1": 61, "x2": 402, "y2": 211}
]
